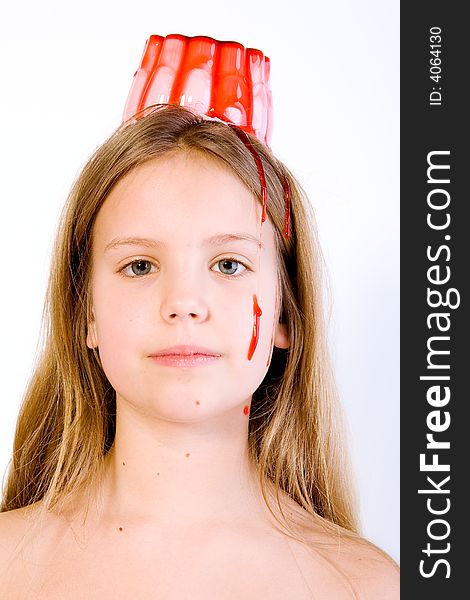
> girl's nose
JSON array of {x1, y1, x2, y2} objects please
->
[{"x1": 160, "y1": 283, "x2": 209, "y2": 324}]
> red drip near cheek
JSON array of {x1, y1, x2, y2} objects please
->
[
  {"x1": 247, "y1": 294, "x2": 263, "y2": 360},
  {"x1": 243, "y1": 405, "x2": 250, "y2": 416}
]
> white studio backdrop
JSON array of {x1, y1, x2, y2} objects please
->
[{"x1": 0, "y1": 0, "x2": 399, "y2": 562}]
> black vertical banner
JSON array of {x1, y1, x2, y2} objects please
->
[{"x1": 401, "y1": 3, "x2": 467, "y2": 598}]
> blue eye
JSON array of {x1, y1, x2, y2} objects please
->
[
  {"x1": 119, "y1": 257, "x2": 250, "y2": 278},
  {"x1": 212, "y1": 258, "x2": 247, "y2": 277},
  {"x1": 120, "y1": 259, "x2": 156, "y2": 278}
]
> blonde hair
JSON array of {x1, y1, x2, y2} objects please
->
[{"x1": 1, "y1": 104, "x2": 359, "y2": 540}]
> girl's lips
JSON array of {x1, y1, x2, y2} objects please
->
[
  {"x1": 150, "y1": 345, "x2": 221, "y2": 357},
  {"x1": 149, "y1": 354, "x2": 221, "y2": 368}
]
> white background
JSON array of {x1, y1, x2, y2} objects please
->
[{"x1": 0, "y1": 0, "x2": 399, "y2": 562}]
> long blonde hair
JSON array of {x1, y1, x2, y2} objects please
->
[{"x1": 1, "y1": 104, "x2": 359, "y2": 538}]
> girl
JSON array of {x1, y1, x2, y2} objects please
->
[{"x1": 0, "y1": 102, "x2": 398, "y2": 598}]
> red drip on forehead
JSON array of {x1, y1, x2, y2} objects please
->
[
  {"x1": 282, "y1": 175, "x2": 291, "y2": 239},
  {"x1": 227, "y1": 123, "x2": 291, "y2": 240},
  {"x1": 228, "y1": 124, "x2": 267, "y2": 224}
]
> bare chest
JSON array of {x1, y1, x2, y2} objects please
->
[{"x1": 7, "y1": 526, "x2": 329, "y2": 600}]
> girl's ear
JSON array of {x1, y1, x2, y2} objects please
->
[
  {"x1": 274, "y1": 321, "x2": 289, "y2": 349},
  {"x1": 86, "y1": 312, "x2": 98, "y2": 349}
]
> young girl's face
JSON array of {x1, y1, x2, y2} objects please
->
[{"x1": 86, "y1": 151, "x2": 289, "y2": 421}]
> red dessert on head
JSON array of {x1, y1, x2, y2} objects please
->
[{"x1": 122, "y1": 33, "x2": 273, "y2": 148}]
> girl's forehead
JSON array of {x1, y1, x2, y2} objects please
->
[
  {"x1": 93, "y1": 153, "x2": 276, "y2": 251},
  {"x1": 111, "y1": 152, "x2": 252, "y2": 200}
]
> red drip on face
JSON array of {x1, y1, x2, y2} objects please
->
[
  {"x1": 243, "y1": 405, "x2": 250, "y2": 416},
  {"x1": 226, "y1": 124, "x2": 292, "y2": 362},
  {"x1": 247, "y1": 294, "x2": 263, "y2": 360}
]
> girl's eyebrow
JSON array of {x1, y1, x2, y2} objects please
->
[{"x1": 104, "y1": 233, "x2": 263, "y2": 254}]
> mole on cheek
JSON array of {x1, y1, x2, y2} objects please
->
[
  {"x1": 185, "y1": 453, "x2": 191, "y2": 458},
  {"x1": 119, "y1": 527, "x2": 123, "y2": 531},
  {"x1": 196, "y1": 401, "x2": 200, "y2": 405}
]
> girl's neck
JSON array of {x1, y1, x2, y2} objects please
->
[{"x1": 80, "y1": 399, "x2": 278, "y2": 533}]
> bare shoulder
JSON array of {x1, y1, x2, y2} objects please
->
[
  {"x1": 0, "y1": 504, "x2": 37, "y2": 550},
  {"x1": 0, "y1": 503, "x2": 44, "y2": 584},
  {"x1": 296, "y1": 511, "x2": 399, "y2": 599},
  {"x1": 318, "y1": 531, "x2": 400, "y2": 599}
]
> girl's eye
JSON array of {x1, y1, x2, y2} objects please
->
[
  {"x1": 212, "y1": 258, "x2": 248, "y2": 277},
  {"x1": 120, "y1": 259, "x2": 156, "y2": 278},
  {"x1": 119, "y1": 257, "x2": 249, "y2": 278}
]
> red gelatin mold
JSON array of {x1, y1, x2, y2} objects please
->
[{"x1": 122, "y1": 34, "x2": 273, "y2": 147}]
